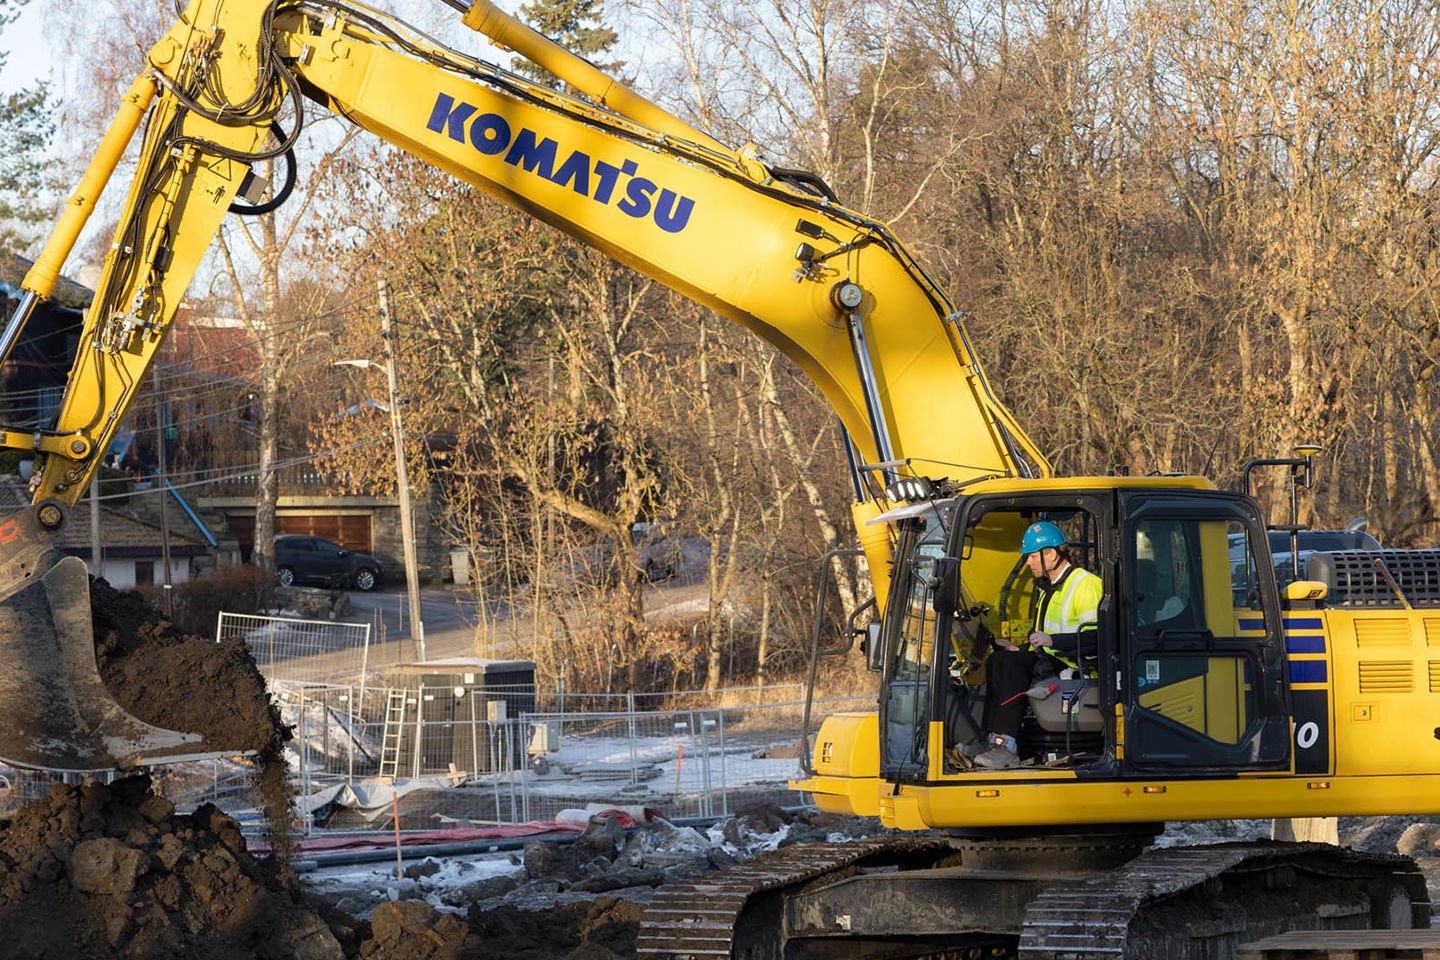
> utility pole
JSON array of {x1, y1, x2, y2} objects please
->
[
  {"x1": 379, "y1": 280, "x2": 425, "y2": 659},
  {"x1": 152, "y1": 364, "x2": 174, "y2": 614}
]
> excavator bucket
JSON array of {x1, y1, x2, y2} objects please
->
[{"x1": 0, "y1": 504, "x2": 243, "y2": 771}]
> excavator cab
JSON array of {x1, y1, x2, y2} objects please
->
[{"x1": 874, "y1": 481, "x2": 1293, "y2": 787}]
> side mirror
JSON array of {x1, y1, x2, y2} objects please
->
[
  {"x1": 864, "y1": 622, "x2": 884, "y2": 672},
  {"x1": 1282, "y1": 579, "x2": 1327, "y2": 608}
]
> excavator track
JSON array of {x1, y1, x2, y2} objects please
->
[
  {"x1": 638, "y1": 837, "x2": 1430, "y2": 960},
  {"x1": 1019, "y1": 842, "x2": 1428, "y2": 959},
  {"x1": 637, "y1": 837, "x2": 955, "y2": 959}
]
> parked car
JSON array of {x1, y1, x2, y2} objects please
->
[{"x1": 273, "y1": 535, "x2": 383, "y2": 591}]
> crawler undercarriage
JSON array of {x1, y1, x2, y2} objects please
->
[{"x1": 638, "y1": 831, "x2": 1430, "y2": 960}]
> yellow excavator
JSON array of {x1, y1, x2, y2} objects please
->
[{"x1": 3, "y1": 0, "x2": 1438, "y2": 954}]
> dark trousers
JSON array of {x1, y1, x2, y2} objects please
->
[{"x1": 982, "y1": 648, "x2": 1036, "y2": 740}]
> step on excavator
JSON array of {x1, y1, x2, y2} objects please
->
[{"x1": 2, "y1": 0, "x2": 1437, "y2": 954}]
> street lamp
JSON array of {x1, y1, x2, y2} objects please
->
[{"x1": 333, "y1": 280, "x2": 425, "y2": 659}]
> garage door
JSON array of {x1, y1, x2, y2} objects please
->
[
  {"x1": 229, "y1": 514, "x2": 374, "y2": 559},
  {"x1": 277, "y1": 515, "x2": 373, "y2": 552}
]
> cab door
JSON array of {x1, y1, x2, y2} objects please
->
[
  {"x1": 1120, "y1": 492, "x2": 1291, "y2": 771},
  {"x1": 878, "y1": 509, "x2": 953, "y2": 782}
]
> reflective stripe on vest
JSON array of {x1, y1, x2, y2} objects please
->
[{"x1": 1036, "y1": 566, "x2": 1100, "y2": 672}]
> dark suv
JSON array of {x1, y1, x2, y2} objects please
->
[{"x1": 273, "y1": 535, "x2": 383, "y2": 591}]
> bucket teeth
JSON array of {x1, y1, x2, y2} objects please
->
[{"x1": 0, "y1": 505, "x2": 243, "y2": 771}]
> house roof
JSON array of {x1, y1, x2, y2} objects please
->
[
  {"x1": 0, "y1": 252, "x2": 94, "y2": 311},
  {"x1": 0, "y1": 477, "x2": 207, "y2": 554}
]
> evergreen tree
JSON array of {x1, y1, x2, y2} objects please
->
[
  {"x1": 0, "y1": 0, "x2": 52, "y2": 253},
  {"x1": 514, "y1": 0, "x2": 621, "y2": 90}
]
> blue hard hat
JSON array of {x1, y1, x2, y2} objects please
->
[{"x1": 1020, "y1": 521, "x2": 1067, "y2": 555}]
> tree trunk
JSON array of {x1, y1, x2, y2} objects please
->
[{"x1": 250, "y1": 210, "x2": 283, "y2": 570}]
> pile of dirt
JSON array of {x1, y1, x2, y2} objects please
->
[
  {"x1": 91, "y1": 577, "x2": 285, "y2": 757},
  {"x1": 89, "y1": 577, "x2": 295, "y2": 858},
  {"x1": 348, "y1": 896, "x2": 643, "y2": 960},
  {"x1": 0, "y1": 775, "x2": 342, "y2": 959}
]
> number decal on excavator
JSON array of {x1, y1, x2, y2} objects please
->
[{"x1": 1295, "y1": 721, "x2": 1319, "y2": 750}]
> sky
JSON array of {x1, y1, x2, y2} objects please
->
[{"x1": 0, "y1": 0, "x2": 52, "y2": 96}]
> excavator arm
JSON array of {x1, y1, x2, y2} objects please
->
[{"x1": 0, "y1": 0, "x2": 1047, "y2": 769}]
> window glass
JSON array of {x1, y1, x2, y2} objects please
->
[
  {"x1": 1134, "y1": 654, "x2": 1258, "y2": 745},
  {"x1": 1134, "y1": 517, "x2": 1266, "y2": 636},
  {"x1": 884, "y1": 513, "x2": 948, "y2": 768},
  {"x1": 1131, "y1": 515, "x2": 1266, "y2": 746}
]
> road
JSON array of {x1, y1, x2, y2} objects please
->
[
  {"x1": 341, "y1": 585, "x2": 499, "y2": 659},
  {"x1": 266, "y1": 576, "x2": 711, "y2": 686}
]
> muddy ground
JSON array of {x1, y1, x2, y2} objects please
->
[
  {"x1": 0, "y1": 579, "x2": 1435, "y2": 958},
  {"x1": 0, "y1": 578, "x2": 655, "y2": 960}
]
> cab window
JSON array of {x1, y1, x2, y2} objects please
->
[{"x1": 1130, "y1": 516, "x2": 1266, "y2": 746}]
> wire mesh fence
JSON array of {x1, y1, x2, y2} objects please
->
[
  {"x1": 265, "y1": 685, "x2": 870, "y2": 832},
  {"x1": 0, "y1": 678, "x2": 871, "y2": 837},
  {"x1": 216, "y1": 612, "x2": 372, "y2": 686}
]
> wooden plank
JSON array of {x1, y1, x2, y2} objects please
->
[
  {"x1": 1238, "y1": 928, "x2": 1440, "y2": 959},
  {"x1": 1240, "y1": 930, "x2": 1440, "y2": 950}
]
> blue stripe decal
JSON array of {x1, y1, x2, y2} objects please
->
[
  {"x1": 1283, "y1": 617, "x2": 1324, "y2": 630},
  {"x1": 1285, "y1": 635, "x2": 1326, "y2": 654},
  {"x1": 1239, "y1": 618, "x2": 1266, "y2": 631},
  {"x1": 1288, "y1": 660, "x2": 1328, "y2": 684}
]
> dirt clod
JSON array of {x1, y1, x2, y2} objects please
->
[{"x1": 465, "y1": 896, "x2": 643, "y2": 960}]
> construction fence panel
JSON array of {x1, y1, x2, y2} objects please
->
[
  {"x1": 217, "y1": 612, "x2": 371, "y2": 686},
  {"x1": 1, "y1": 686, "x2": 873, "y2": 837},
  {"x1": 273, "y1": 690, "x2": 875, "y2": 832}
]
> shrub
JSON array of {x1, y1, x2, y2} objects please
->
[{"x1": 141, "y1": 565, "x2": 277, "y2": 638}]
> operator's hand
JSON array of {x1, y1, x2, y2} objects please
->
[{"x1": 1028, "y1": 630, "x2": 1051, "y2": 648}]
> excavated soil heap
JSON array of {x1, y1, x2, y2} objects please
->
[
  {"x1": 350, "y1": 896, "x2": 643, "y2": 959},
  {"x1": 89, "y1": 577, "x2": 296, "y2": 859},
  {"x1": 91, "y1": 577, "x2": 285, "y2": 758},
  {"x1": 0, "y1": 775, "x2": 343, "y2": 959}
]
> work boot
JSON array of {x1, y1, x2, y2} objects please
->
[{"x1": 974, "y1": 745, "x2": 1019, "y2": 769}]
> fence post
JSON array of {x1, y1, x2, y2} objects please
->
[
  {"x1": 626, "y1": 691, "x2": 638, "y2": 787},
  {"x1": 696, "y1": 710, "x2": 710, "y2": 817},
  {"x1": 411, "y1": 685, "x2": 424, "y2": 779},
  {"x1": 714, "y1": 709, "x2": 728, "y2": 817}
]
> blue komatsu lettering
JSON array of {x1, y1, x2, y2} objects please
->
[
  {"x1": 504, "y1": 129, "x2": 559, "y2": 179},
  {"x1": 428, "y1": 94, "x2": 478, "y2": 142},
  {"x1": 652, "y1": 190, "x2": 694, "y2": 233},
  {"x1": 549, "y1": 150, "x2": 591, "y2": 195},
  {"x1": 470, "y1": 113, "x2": 512, "y2": 155},
  {"x1": 424, "y1": 95, "x2": 696, "y2": 232},
  {"x1": 592, "y1": 159, "x2": 637, "y2": 204},
  {"x1": 618, "y1": 177, "x2": 657, "y2": 218}
]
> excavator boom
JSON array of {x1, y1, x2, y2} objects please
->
[{"x1": 0, "y1": 0, "x2": 1043, "y2": 769}]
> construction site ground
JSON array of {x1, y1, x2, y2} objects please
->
[{"x1": 0, "y1": 578, "x2": 1436, "y2": 959}]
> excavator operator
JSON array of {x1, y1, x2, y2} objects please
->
[{"x1": 971, "y1": 521, "x2": 1103, "y2": 769}]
